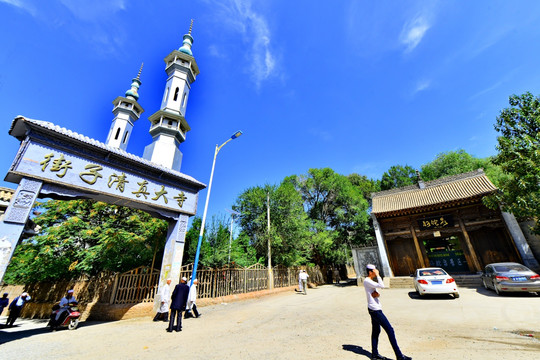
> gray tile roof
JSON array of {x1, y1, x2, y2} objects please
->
[{"x1": 371, "y1": 169, "x2": 497, "y2": 216}]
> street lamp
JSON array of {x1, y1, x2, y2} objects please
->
[
  {"x1": 225, "y1": 208, "x2": 240, "y2": 265},
  {"x1": 190, "y1": 130, "x2": 243, "y2": 285}
]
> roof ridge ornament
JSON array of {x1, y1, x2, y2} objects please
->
[{"x1": 416, "y1": 169, "x2": 425, "y2": 189}]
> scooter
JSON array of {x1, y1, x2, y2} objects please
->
[{"x1": 47, "y1": 302, "x2": 81, "y2": 330}]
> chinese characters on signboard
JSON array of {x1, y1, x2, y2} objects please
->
[
  {"x1": 15, "y1": 141, "x2": 196, "y2": 214},
  {"x1": 417, "y1": 214, "x2": 454, "y2": 231}
]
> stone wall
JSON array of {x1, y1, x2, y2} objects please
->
[
  {"x1": 519, "y1": 220, "x2": 540, "y2": 271},
  {"x1": 0, "y1": 273, "x2": 116, "y2": 320}
]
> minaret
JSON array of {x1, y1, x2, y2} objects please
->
[
  {"x1": 143, "y1": 20, "x2": 200, "y2": 171},
  {"x1": 106, "y1": 64, "x2": 145, "y2": 151}
]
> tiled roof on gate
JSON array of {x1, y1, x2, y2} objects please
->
[
  {"x1": 8, "y1": 116, "x2": 206, "y2": 189},
  {"x1": 371, "y1": 169, "x2": 497, "y2": 216},
  {"x1": 0, "y1": 187, "x2": 14, "y2": 203}
]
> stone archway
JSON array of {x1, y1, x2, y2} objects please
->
[{"x1": 0, "y1": 116, "x2": 206, "y2": 310}]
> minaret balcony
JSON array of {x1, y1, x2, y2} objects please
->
[
  {"x1": 112, "y1": 96, "x2": 144, "y2": 118},
  {"x1": 148, "y1": 110, "x2": 190, "y2": 143}
]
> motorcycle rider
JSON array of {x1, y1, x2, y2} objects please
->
[{"x1": 52, "y1": 289, "x2": 77, "y2": 326}]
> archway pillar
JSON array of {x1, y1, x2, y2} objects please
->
[
  {"x1": 153, "y1": 214, "x2": 189, "y2": 311},
  {"x1": 0, "y1": 177, "x2": 43, "y2": 283}
]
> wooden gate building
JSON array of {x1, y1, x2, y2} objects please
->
[{"x1": 371, "y1": 170, "x2": 539, "y2": 276}]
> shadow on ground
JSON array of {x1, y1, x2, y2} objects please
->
[
  {"x1": 342, "y1": 344, "x2": 371, "y2": 358},
  {"x1": 407, "y1": 291, "x2": 456, "y2": 300},
  {"x1": 0, "y1": 320, "x2": 104, "y2": 345},
  {"x1": 475, "y1": 287, "x2": 539, "y2": 298}
]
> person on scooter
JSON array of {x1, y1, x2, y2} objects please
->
[{"x1": 53, "y1": 289, "x2": 77, "y2": 325}]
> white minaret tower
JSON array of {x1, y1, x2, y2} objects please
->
[
  {"x1": 143, "y1": 21, "x2": 200, "y2": 171},
  {"x1": 106, "y1": 64, "x2": 145, "y2": 151}
]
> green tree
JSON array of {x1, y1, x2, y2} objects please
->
[
  {"x1": 233, "y1": 181, "x2": 310, "y2": 266},
  {"x1": 289, "y1": 168, "x2": 372, "y2": 266},
  {"x1": 418, "y1": 149, "x2": 506, "y2": 186},
  {"x1": 492, "y1": 92, "x2": 540, "y2": 233},
  {"x1": 4, "y1": 199, "x2": 168, "y2": 284},
  {"x1": 380, "y1": 165, "x2": 417, "y2": 190}
]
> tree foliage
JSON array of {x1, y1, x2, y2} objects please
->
[
  {"x1": 4, "y1": 199, "x2": 168, "y2": 284},
  {"x1": 492, "y1": 92, "x2": 540, "y2": 232},
  {"x1": 380, "y1": 165, "x2": 417, "y2": 190},
  {"x1": 288, "y1": 168, "x2": 373, "y2": 266},
  {"x1": 233, "y1": 181, "x2": 310, "y2": 266},
  {"x1": 420, "y1": 149, "x2": 507, "y2": 187}
]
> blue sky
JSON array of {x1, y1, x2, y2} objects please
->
[{"x1": 1, "y1": 0, "x2": 540, "y2": 225}]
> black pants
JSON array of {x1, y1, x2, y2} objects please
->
[
  {"x1": 6, "y1": 307, "x2": 22, "y2": 326},
  {"x1": 368, "y1": 309, "x2": 403, "y2": 358},
  {"x1": 186, "y1": 304, "x2": 199, "y2": 318},
  {"x1": 168, "y1": 309, "x2": 183, "y2": 331},
  {"x1": 153, "y1": 311, "x2": 169, "y2": 322}
]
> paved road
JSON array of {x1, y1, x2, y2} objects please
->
[{"x1": 1, "y1": 284, "x2": 538, "y2": 359}]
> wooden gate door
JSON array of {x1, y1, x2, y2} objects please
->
[
  {"x1": 468, "y1": 227, "x2": 520, "y2": 267},
  {"x1": 387, "y1": 237, "x2": 421, "y2": 276}
]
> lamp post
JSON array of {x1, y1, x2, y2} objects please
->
[
  {"x1": 190, "y1": 131, "x2": 243, "y2": 285},
  {"x1": 225, "y1": 208, "x2": 240, "y2": 265}
]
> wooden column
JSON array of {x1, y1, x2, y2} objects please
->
[
  {"x1": 457, "y1": 217, "x2": 482, "y2": 272},
  {"x1": 410, "y1": 224, "x2": 426, "y2": 268}
]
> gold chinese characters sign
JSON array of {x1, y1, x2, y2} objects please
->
[
  {"x1": 417, "y1": 214, "x2": 454, "y2": 231},
  {"x1": 12, "y1": 142, "x2": 196, "y2": 214}
]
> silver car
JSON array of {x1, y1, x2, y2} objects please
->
[{"x1": 481, "y1": 262, "x2": 540, "y2": 295}]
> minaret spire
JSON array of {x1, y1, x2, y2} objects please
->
[
  {"x1": 178, "y1": 21, "x2": 194, "y2": 57},
  {"x1": 106, "y1": 65, "x2": 145, "y2": 151},
  {"x1": 143, "y1": 22, "x2": 200, "y2": 171}
]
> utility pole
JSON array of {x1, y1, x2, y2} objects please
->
[{"x1": 267, "y1": 191, "x2": 274, "y2": 289}]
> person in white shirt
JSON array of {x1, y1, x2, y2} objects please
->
[
  {"x1": 299, "y1": 270, "x2": 309, "y2": 295},
  {"x1": 153, "y1": 279, "x2": 171, "y2": 322},
  {"x1": 54, "y1": 289, "x2": 77, "y2": 324},
  {"x1": 364, "y1": 264, "x2": 411, "y2": 360},
  {"x1": 185, "y1": 278, "x2": 200, "y2": 318}
]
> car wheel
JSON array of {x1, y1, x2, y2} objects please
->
[
  {"x1": 494, "y1": 285, "x2": 500, "y2": 295},
  {"x1": 482, "y1": 279, "x2": 488, "y2": 289},
  {"x1": 453, "y1": 293, "x2": 460, "y2": 299}
]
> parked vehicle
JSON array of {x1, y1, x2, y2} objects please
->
[
  {"x1": 413, "y1": 267, "x2": 460, "y2": 298},
  {"x1": 481, "y1": 262, "x2": 540, "y2": 295},
  {"x1": 47, "y1": 302, "x2": 81, "y2": 330}
]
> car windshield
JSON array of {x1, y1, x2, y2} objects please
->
[
  {"x1": 493, "y1": 264, "x2": 529, "y2": 273},
  {"x1": 419, "y1": 269, "x2": 447, "y2": 276}
]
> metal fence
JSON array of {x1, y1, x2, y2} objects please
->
[{"x1": 112, "y1": 264, "x2": 316, "y2": 304}]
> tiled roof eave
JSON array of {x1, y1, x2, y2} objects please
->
[{"x1": 373, "y1": 193, "x2": 493, "y2": 218}]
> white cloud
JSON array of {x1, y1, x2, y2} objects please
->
[
  {"x1": 59, "y1": 0, "x2": 125, "y2": 21},
  {"x1": 414, "y1": 79, "x2": 431, "y2": 93},
  {"x1": 400, "y1": 15, "x2": 431, "y2": 53},
  {"x1": 208, "y1": 0, "x2": 277, "y2": 88},
  {"x1": 0, "y1": 0, "x2": 37, "y2": 16},
  {"x1": 308, "y1": 128, "x2": 333, "y2": 143}
]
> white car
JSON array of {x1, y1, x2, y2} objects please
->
[{"x1": 413, "y1": 267, "x2": 460, "y2": 298}]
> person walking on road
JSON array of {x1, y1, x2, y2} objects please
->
[
  {"x1": 6, "y1": 292, "x2": 31, "y2": 327},
  {"x1": 185, "y1": 278, "x2": 200, "y2": 318},
  {"x1": 299, "y1": 270, "x2": 309, "y2": 295},
  {"x1": 167, "y1": 277, "x2": 189, "y2": 332},
  {"x1": 0, "y1": 293, "x2": 9, "y2": 315},
  {"x1": 154, "y1": 279, "x2": 171, "y2": 322},
  {"x1": 364, "y1": 264, "x2": 412, "y2": 360}
]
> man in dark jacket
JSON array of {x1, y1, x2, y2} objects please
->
[
  {"x1": 6, "y1": 292, "x2": 31, "y2": 327},
  {"x1": 167, "y1": 277, "x2": 189, "y2": 332},
  {"x1": 0, "y1": 293, "x2": 9, "y2": 315}
]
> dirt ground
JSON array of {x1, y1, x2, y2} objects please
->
[{"x1": 1, "y1": 284, "x2": 539, "y2": 359}]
